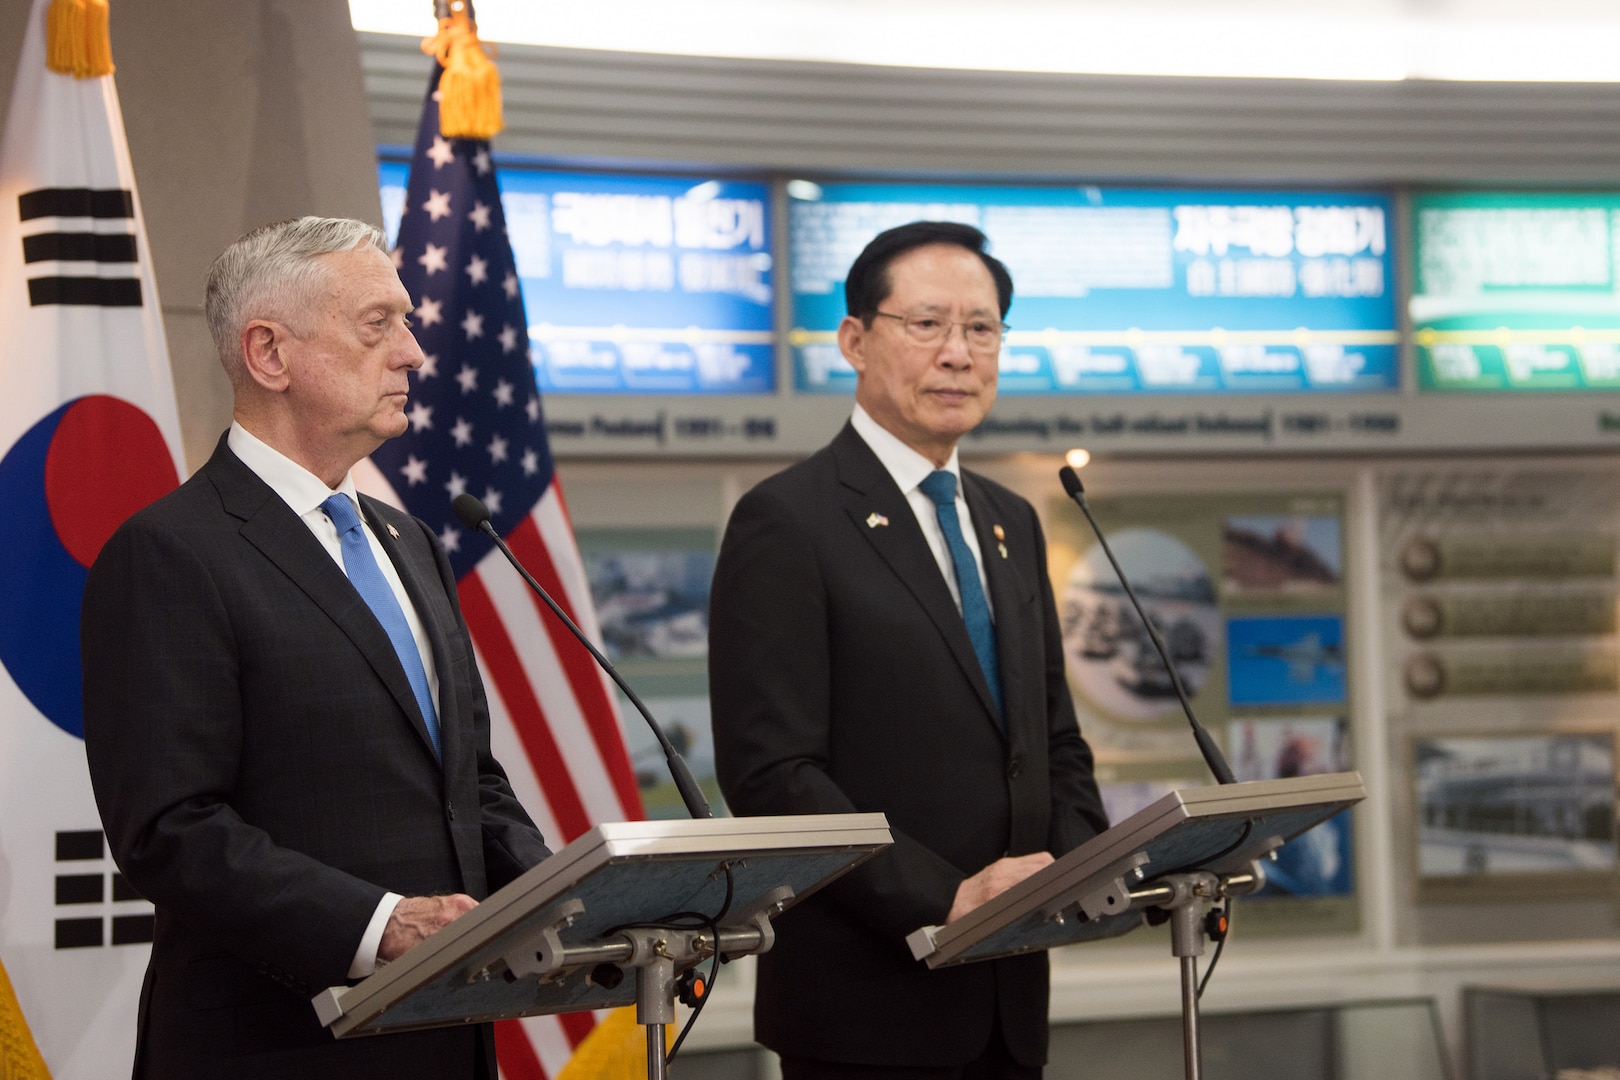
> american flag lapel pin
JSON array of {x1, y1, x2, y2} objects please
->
[
  {"x1": 866, "y1": 512, "x2": 889, "y2": 529},
  {"x1": 387, "y1": 523, "x2": 400, "y2": 539}
]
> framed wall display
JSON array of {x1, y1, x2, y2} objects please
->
[
  {"x1": 1412, "y1": 732, "x2": 1618, "y2": 903},
  {"x1": 1379, "y1": 467, "x2": 1620, "y2": 925},
  {"x1": 1045, "y1": 488, "x2": 1357, "y2": 934},
  {"x1": 576, "y1": 527, "x2": 724, "y2": 818}
]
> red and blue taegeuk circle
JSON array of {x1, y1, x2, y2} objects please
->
[{"x1": 0, "y1": 395, "x2": 178, "y2": 738}]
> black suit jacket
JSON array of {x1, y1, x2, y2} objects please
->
[
  {"x1": 710, "y1": 424, "x2": 1107, "y2": 1068},
  {"x1": 81, "y1": 435, "x2": 551, "y2": 1080}
]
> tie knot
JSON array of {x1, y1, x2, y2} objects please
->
[
  {"x1": 321, "y1": 493, "x2": 363, "y2": 536},
  {"x1": 918, "y1": 470, "x2": 957, "y2": 508}
]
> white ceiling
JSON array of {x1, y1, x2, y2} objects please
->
[{"x1": 349, "y1": 0, "x2": 1620, "y2": 81}]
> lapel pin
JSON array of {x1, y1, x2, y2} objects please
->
[
  {"x1": 386, "y1": 523, "x2": 400, "y2": 539},
  {"x1": 998, "y1": 543, "x2": 1009, "y2": 560},
  {"x1": 866, "y1": 512, "x2": 889, "y2": 529},
  {"x1": 993, "y1": 524, "x2": 1005, "y2": 541}
]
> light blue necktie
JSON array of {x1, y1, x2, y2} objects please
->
[
  {"x1": 321, "y1": 494, "x2": 441, "y2": 760},
  {"x1": 918, "y1": 470, "x2": 1003, "y2": 722}
]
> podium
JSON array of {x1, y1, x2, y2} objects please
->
[
  {"x1": 907, "y1": 773, "x2": 1365, "y2": 1080},
  {"x1": 313, "y1": 814, "x2": 891, "y2": 1079}
]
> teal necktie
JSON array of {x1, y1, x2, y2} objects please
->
[
  {"x1": 321, "y1": 494, "x2": 441, "y2": 760},
  {"x1": 918, "y1": 470, "x2": 1003, "y2": 723}
]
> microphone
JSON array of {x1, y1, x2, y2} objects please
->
[
  {"x1": 1057, "y1": 466, "x2": 1236, "y2": 786},
  {"x1": 452, "y1": 493, "x2": 714, "y2": 818}
]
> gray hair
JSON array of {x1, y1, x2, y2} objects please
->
[{"x1": 204, "y1": 216, "x2": 389, "y2": 386}]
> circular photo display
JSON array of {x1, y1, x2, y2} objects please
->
[{"x1": 1059, "y1": 528, "x2": 1220, "y2": 722}]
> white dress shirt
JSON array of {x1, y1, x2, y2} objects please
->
[
  {"x1": 849, "y1": 404, "x2": 994, "y2": 620},
  {"x1": 226, "y1": 421, "x2": 425, "y2": 978}
]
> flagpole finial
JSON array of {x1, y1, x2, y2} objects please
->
[
  {"x1": 46, "y1": 0, "x2": 115, "y2": 78},
  {"x1": 421, "y1": 0, "x2": 503, "y2": 141}
]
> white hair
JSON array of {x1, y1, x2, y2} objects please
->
[{"x1": 204, "y1": 217, "x2": 388, "y2": 386}]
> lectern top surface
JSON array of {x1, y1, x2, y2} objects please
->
[
  {"x1": 913, "y1": 773, "x2": 1365, "y2": 967},
  {"x1": 316, "y1": 814, "x2": 891, "y2": 1038}
]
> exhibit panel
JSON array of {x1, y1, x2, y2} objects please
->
[{"x1": 1376, "y1": 466, "x2": 1620, "y2": 944}]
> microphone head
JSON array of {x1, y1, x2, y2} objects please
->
[
  {"x1": 1058, "y1": 465, "x2": 1085, "y2": 498},
  {"x1": 452, "y1": 492, "x2": 491, "y2": 531}
]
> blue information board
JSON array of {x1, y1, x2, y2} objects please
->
[
  {"x1": 381, "y1": 162, "x2": 775, "y2": 394},
  {"x1": 789, "y1": 183, "x2": 1398, "y2": 395}
]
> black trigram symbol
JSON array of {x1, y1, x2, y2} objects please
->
[
  {"x1": 54, "y1": 829, "x2": 153, "y2": 949},
  {"x1": 19, "y1": 188, "x2": 142, "y2": 308}
]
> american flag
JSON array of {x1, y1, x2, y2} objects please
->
[{"x1": 360, "y1": 67, "x2": 644, "y2": 1079}]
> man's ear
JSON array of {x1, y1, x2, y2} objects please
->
[
  {"x1": 837, "y1": 315, "x2": 868, "y2": 376},
  {"x1": 240, "y1": 320, "x2": 292, "y2": 392}
]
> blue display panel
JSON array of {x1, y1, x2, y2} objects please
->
[
  {"x1": 789, "y1": 183, "x2": 1398, "y2": 395},
  {"x1": 381, "y1": 161, "x2": 775, "y2": 394}
]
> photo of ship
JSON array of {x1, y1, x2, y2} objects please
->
[{"x1": 1416, "y1": 733, "x2": 1617, "y2": 878}]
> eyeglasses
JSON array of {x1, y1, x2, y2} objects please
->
[{"x1": 873, "y1": 311, "x2": 1008, "y2": 354}]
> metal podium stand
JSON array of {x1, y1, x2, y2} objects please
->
[
  {"x1": 906, "y1": 773, "x2": 1365, "y2": 1080},
  {"x1": 313, "y1": 814, "x2": 892, "y2": 1080}
]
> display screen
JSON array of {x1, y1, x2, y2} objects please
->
[
  {"x1": 1411, "y1": 192, "x2": 1620, "y2": 391},
  {"x1": 789, "y1": 182, "x2": 1398, "y2": 395},
  {"x1": 381, "y1": 161, "x2": 775, "y2": 394}
]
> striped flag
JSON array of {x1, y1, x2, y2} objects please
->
[
  {"x1": 0, "y1": 0, "x2": 181, "y2": 1077},
  {"x1": 357, "y1": 66, "x2": 645, "y2": 1079}
]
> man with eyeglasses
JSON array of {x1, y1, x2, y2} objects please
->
[{"x1": 710, "y1": 221, "x2": 1107, "y2": 1079}]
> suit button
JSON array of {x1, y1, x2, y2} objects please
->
[{"x1": 1007, "y1": 756, "x2": 1022, "y2": 779}]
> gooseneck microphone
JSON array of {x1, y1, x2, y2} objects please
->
[
  {"x1": 452, "y1": 493, "x2": 714, "y2": 819},
  {"x1": 1058, "y1": 466, "x2": 1237, "y2": 786}
]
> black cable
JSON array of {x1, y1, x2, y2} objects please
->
[
  {"x1": 1153, "y1": 818, "x2": 1255, "y2": 883},
  {"x1": 666, "y1": 864, "x2": 734, "y2": 1065},
  {"x1": 1196, "y1": 898, "x2": 1232, "y2": 1000}
]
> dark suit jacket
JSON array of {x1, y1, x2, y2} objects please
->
[
  {"x1": 81, "y1": 434, "x2": 551, "y2": 1080},
  {"x1": 710, "y1": 424, "x2": 1107, "y2": 1068}
]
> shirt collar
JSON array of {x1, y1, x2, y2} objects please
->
[
  {"x1": 850, "y1": 403, "x2": 961, "y2": 498},
  {"x1": 227, "y1": 420, "x2": 360, "y2": 519}
]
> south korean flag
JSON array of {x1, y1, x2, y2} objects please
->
[{"x1": 0, "y1": 0, "x2": 184, "y2": 1076}]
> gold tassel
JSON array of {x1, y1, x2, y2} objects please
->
[
  {"x1": 421, "y1": 2, "x2": 503, "y2": 140},
  {"x1": 45, "y1": 0, "x2": 114, "y2": 79}
]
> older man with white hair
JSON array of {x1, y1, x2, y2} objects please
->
[{"x1": 82, "y1": 217, "x2": 551, "y2": 1080}]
